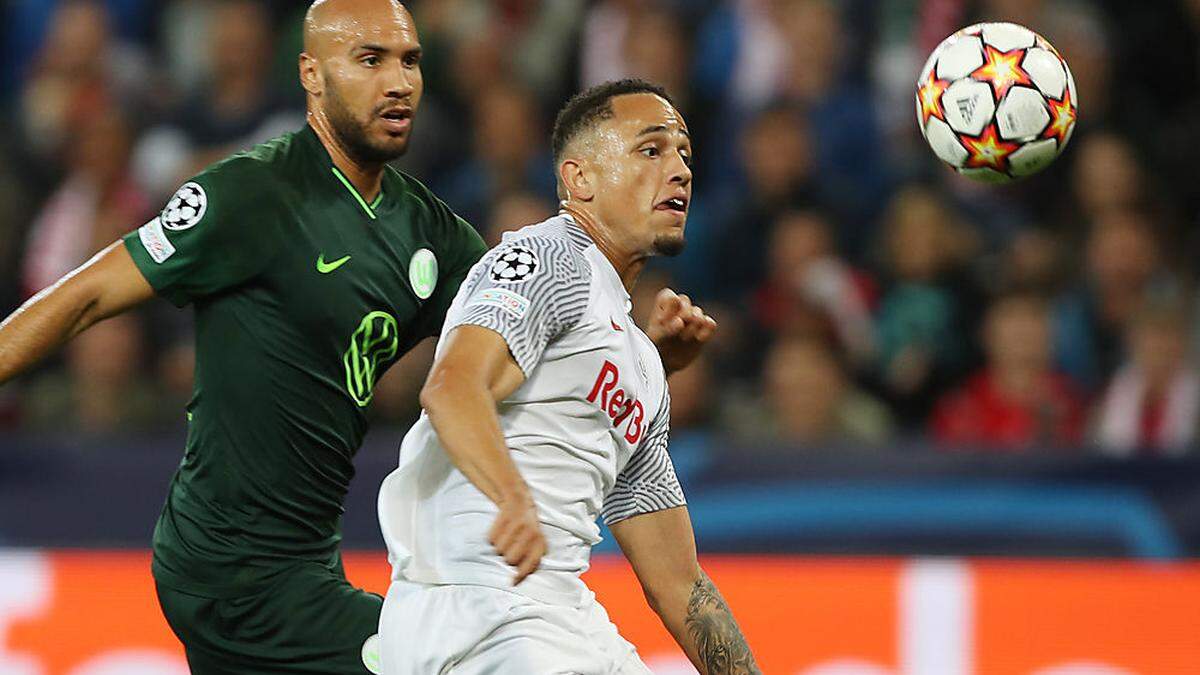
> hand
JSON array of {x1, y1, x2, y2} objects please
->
[
  {"x1": 647, "y1": 288, "x2": 717, "y2": 376},
  {"x1": 488, "y1": 490, "x2": 547, "y2": 585}
]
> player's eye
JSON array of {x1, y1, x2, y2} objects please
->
[
  {"x1": 680, "y1": 150, "x2": 692, "y2": 167},
  {"x1": 403, "y1": 52, "x2": 422, "y2": 68},
  {"x1": 361, "y1": 55, "x2": 382, "y2": 67},
  {"x1": 639, "y1": 146, "x2": 660, "y2": 159}
]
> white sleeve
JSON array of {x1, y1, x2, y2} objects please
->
[
  {"x1": 448, "y1": 236, "x2": 591, "y2": 377},
  {"x1": 601, "y1": 390, "x2": 686, "y2": 525}
]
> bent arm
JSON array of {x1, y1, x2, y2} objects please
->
[
  {"x1": 0, "y1": 241, "x2": 154, "y2": 385},
  {"x1": 610, "y1": 506, "x2": 760, "y2": 675},
  {"x1": 419, "y1": 324, "x2": 527, "y2": 505}
]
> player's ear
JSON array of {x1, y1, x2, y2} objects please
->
[
  {"x1": 559, "y1": 158, "x2": 594, "y2": 203},
  {"x1": 299, "y1": 52, "x2": 323, "y2": 96}
]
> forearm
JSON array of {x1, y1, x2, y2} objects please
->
[
  {"x1": 651, "y1": 569, "x2": 761, "y2": 675},
  {"x1": 0, "y1": 268, "x2": 100, "y2": 385},
  {"x1": 0, "y1": 242, "x2": 152, "y2": 386},
  {"x1": 421, "y1": 374, "x2": 528, "y2": 505}
]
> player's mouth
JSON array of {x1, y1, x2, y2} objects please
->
[
  {"x1": 378, "y1": 107, "x2": 413, "y2": 134},
  {"x1": 654, "y1": 195, "x2": 689, "y2": 221}
]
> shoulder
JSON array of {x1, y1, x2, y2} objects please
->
[{"x1": 483, "y1": 216, "x2": 593, "y2": 286}]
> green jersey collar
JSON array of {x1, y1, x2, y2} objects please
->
[
  {"x1": 330, "y1": 165, "x2": 382, "y2": 220},
  {"x1": 301, "y1": 125, "x2": 384, "y2": 220}
]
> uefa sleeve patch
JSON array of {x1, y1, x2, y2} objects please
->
[
  {"x1": 160, "y1": 181, "x2": 207, "y2": 231},
  {"x1": 137, "y1": 217, "x2": 176, "y2": 263},
  {"x1": 489, "y1": 245, "x2": 539, "y2": 283},
  {"x1": 468, "y1": 288, "x2": 531, "y2": 318}
]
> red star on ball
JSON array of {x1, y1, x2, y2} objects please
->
[
  {"x1": 961, "y1": 124, "x2": 1021, "y2": 172},
  {"x1": 917, "y1": 69, "x2": 950, "y2": 125},
  {"x1": 1042, "y1": 86, "x2": 1076, "y2": 145},
  {"x1": 971, "y1": 44, "x2": 1034, "y2": 99}
]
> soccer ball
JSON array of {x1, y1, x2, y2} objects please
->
[{"x1": 916, "y1": 22, "x2": 1078, "y2": 183}]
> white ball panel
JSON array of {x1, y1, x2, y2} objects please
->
[
  {"x1": 959, "y1": 167, "x2": 1014, "y2": 184},
  {"x1": 942, "y1": 79, "x2": 996, "y2": 136},
  {"x1": 996, "y1": 86, "x2": 1050, "y2": 140},
  {"x1": 1023, "y1": 48, "x2": 1066, "y2": 98},
  {"x1": 936, "y1": 35, "x2": 984, "y2": 79},
  {"x1": 925, "y1": 117, "x2": 970, "y2": 167},
  {"x1": 1008, "y1": 138, "x2": 1060, "y2": 177},
  {"x1": 981, "y1": 22, "x2": 1036, "y2": 51}
]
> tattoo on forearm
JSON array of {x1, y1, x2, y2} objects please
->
[{"x1": 684, "y1": 572, "x2": 761, "y2": 675}]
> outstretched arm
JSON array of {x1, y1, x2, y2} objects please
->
[
  {"x1": 419, "y1": 324, "x2": 546, "y2": 585},
  {"x1": 610, "y1": 506, "x2": 760, "y2": 674},
  {"x1": 0, "y1": 241, "x2": 154, "y2": 386}
]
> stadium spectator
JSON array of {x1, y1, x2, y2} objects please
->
[
  {"x1": 16, "y1": 0, "x2": 150, "y2": 166},
  {"x1": 731, "y1": 338, "x2": 892, "y2": 446},
  {"x1": 1093, "y1": 303, "x2": 1199, "y2": 456},
  {"x1": 486, "y1": 191, "x2": 556, "y2": 247},
  {"x1": 932, "y1": 293, "x2": 1085, "y2": 450},
  {"x1": 703, "y1": 103, "x2": 819, "y2": 302},
  {"x1": 1053, "y1": 210, "x2": 1179, "y2": 391},
  {"x1": 434, "y1": 83, "x2": 555, "y2": 228},
  {"x1": 22, "y1": 313, "x2": 166, "y2": 434},
  {"x1": 776, "y1": 0, "x2": 891, "y2": 257},
  {"x1": 21, "y1": 104, "x2": 150, "y2": 297},
  {"x1": 1071, "y1": 133, "x2": 1146, "y2": 225},
  {"x1": 132, "y1": 0, "x2": 301, "y2": 198},
  {"x1": 874, "y1": 185, "x2": 981, "y2": 428},
  {"x1": 752, "y1": 210, "x2": 876, "y2": 370}
]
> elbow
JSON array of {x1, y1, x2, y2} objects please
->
[
  {"x1": 420, "y1": 363, "x2": 471, "y2": 415},
  {"x1": 642, "y1": 561, "x2": 704, "y2": 618}
]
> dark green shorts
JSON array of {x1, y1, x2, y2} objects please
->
[{"x1": 155, "y1": 560, "x2": 383, "y2": 674}]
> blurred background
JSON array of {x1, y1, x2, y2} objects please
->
[{"x1": 1, "y1": 0, "x2": 1199, "y2": 673}]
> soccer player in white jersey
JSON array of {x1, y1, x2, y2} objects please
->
[{"x1": 377, "y1": 79, "x2": 760, "y2": 674}]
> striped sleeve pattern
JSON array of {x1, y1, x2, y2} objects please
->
[
  {"x1": 601, "y1": 390, "x2": 686, "y2": 525},
  {"x1": 448, "y1": 232, "x2": 592, "y2": 377}
]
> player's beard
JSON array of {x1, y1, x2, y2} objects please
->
[
  {"x1": 323, "y1": 76, "x2": 411, "y2": 165},
  {"x1": 652, "y1": 231, "x2": 686, "y2": 257}
]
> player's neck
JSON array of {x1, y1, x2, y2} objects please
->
[
  {"x1": 563, "y1": 206, "x2": 645, "y2": 292},
  {"x1": 306, "y1": 116, "x2": 385, "y2": 203}
]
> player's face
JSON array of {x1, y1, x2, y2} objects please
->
[
  {"x1": 315, "y1": 3, "x2": 423, "y2": 164},
  {"x1": 590, "y1": 94, "x2": 692, "y2": 257}
]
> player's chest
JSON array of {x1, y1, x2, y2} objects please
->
[
  {"x1": 265, "y1": 209, "x2": 439, "y2": 336},
  {"x1": 555, "y1": 303, "x2": 666, "y2": 448}
]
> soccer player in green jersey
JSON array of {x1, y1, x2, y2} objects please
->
[{"x1": 0, "y1": 0, "x2": 714, "y2": 672}]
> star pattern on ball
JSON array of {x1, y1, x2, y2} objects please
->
[
  {"x1": 960, "y1": 124, "x2": 1021, "y2": 172},
  {"x1": 917, "y1": 69, "x2": 950, "y2": 125},
  {"x1": 1042, "y1": 86, "x2": 1076, "y2": 145},
  {"x1": 970, "y1": 44, "x2": 1033, "y2": 99}
]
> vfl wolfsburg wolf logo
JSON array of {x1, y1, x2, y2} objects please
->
[{"x1": 343, "y1": 311, "x2": 399, "y2": 406}]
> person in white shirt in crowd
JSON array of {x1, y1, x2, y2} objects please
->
[{"x1": 378, "y1": 78, "x2": 760, "y2": 675}]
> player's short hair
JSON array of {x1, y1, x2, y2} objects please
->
[{"x1": 551, "y1": 79, "x2": 673, "y2": 162}]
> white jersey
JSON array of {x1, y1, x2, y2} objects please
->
[{"x1": 378, "y1": 214, "x2": 685, "y2": 606}]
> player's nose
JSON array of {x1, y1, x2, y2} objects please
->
[
  {"x1": 383, "y1": 63, "x2": 417, "y2": 99},
  {"x1": 668, "y1": 154, "x2": 692, "y2": 188}
]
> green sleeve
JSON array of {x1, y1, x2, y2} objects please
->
[
  {"x1": 414, "y1": 204, "x2": 487, "y2": 341},
  {"x1": 122, "y1": 162, "x2": 282, "y2": 307}
]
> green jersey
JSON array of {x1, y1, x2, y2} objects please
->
[{"x1": 123, "y1": 126, "x2": 486, "y2": 596}]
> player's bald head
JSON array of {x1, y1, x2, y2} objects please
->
[{"x1": 303, "y1": 0, "x2": 412, "y2": 56}]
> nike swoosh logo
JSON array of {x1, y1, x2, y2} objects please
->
[
  {"x1": 317, "y1": 253, "x2": 351, "y2": 274},
  {"x1": 611, "y1": 318, "x2": 624, "y2": 332}
]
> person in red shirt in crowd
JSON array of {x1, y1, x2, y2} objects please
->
[
  {"x1": 1094, "y1": 303, "x2": 1199, "y2": 456},
  {"x1": 932, "y1": 293, "x2": 1086, "y2": 449}
]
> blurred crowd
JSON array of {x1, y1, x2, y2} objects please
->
[{"x1": 3, "y1": 0, "x2": 1200, "y2": 458}]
